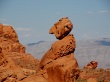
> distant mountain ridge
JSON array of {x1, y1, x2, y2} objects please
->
[
  {"x1": 25, "y1": 38, "x2": 110, "y2": 68},
  {"x1": 27, "y1": 41, "x2": 45, "y2": 46},
  {"x1": 95, "y1": 38, "x2": 110, "y2": 46}
]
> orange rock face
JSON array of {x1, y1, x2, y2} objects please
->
[
  {"x1": 38, "y1": 17, "x2": 79, "y2": 82},
  {"x1": 84, "y1": 61, "x2": 98, "y2": 69},
  {"x1": 87, "y1": 78, "x2": 97, "y2": 82},
  {"x1": 0, "y1": 24, "x2": 39, "y2": 82},
  {"x1": 49, "y1": 17, "x2": 73, "y2": 39},
  {"x1": 0, "y1": 24, "x2": 25, "y2": 53}
]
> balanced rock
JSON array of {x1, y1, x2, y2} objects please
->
[{"x1": 39, "y1": 17, "x2": 79, "y2": 82}]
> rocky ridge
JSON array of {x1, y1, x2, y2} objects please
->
[{"x1": 0, "y1": 24, "x2": 39, "y2": 82}]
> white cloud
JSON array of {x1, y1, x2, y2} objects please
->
[
  {"x1": 56, "y1": 12, "x2": 61, "y2": 15},
  {"x1": 15, "y1": 27, "x2": 32, "y2": 38},
  {"x1": 2, "y1": 24, "x2": 11, "y2": 26},
  {"x1": 16, "y1": 28, "x2": 31, "y2": 32},
  {"x1": 87, "y1": 10, "x2": 109, "y2": 15},
  {"x1": 0, "y1": 18, "x2": 7, "y2": 21},
  {"x1": 87, "y1": 11, "x2": 94, "y2": 15},
  {"x1": 23, "y1": 34, "x2": 30, "y2": 37},
  {"x1": 97, "y1": 10, "x2": 109, "y2": 14}
]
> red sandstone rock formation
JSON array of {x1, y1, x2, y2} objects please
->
[
  {"x1": 21, "y1": 17, "x2": 79, "y2": 82},
  {"x1": 0, "y1": 18, "x2": 109, "y2": 82},
  {"x1": 0, "y1": 24, "x2": 39, "y2": 82},
  {"x1": 84, "y1": 61, "x2": 98, "y2": 69},
  {"x1": 0, "y1": 24, "x2": 24, "y2": 53},
  {"x1": 49, "y1": 17, "x2": 73, "y2": 39},
  {"x1": 39, "y1": 17, "x2": 79, "y2": 82},
  {"x1": 0, "y1": 17, "x2": 79, "y2": 82},
  {"x1": 87, "y1": 78, "x2": 97, "y2": 82}
]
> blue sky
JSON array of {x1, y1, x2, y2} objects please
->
[{"x1": 0, "y1": 0, "x2": 110, "y2": 44}]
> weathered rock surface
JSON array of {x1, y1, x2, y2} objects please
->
[
  {"x1": 0, "y1": 23, "x2": 25, "y2": 53},
  {"x1": 0, "y1": 23, "x2": 39, "y2": 82},
  {"x1": 87, "y1": 78, "x2": 97, "y2": 82},
  {"x1": 38, "y1": 17, "x2": 79, "y2": 82},
  {"x1": 49, "y1": 17, "x2": 73, "y2": 40},
  {"x1": 21, "y1": 17, "x2": 79, "y2": 82},
  {"x1": 84, "y1": 61, "x2": 98, "y2": 69}
]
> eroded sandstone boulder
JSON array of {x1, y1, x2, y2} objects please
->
[
  {"x1": 49, "y1": 17, "x2": 73, "y2": 39},
  {"x1": 38, "y1": 17, "x2": 79, "y2": 82},
  {"x1": 84, "y1": 61, "x2": 98, "y2": 69}
]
